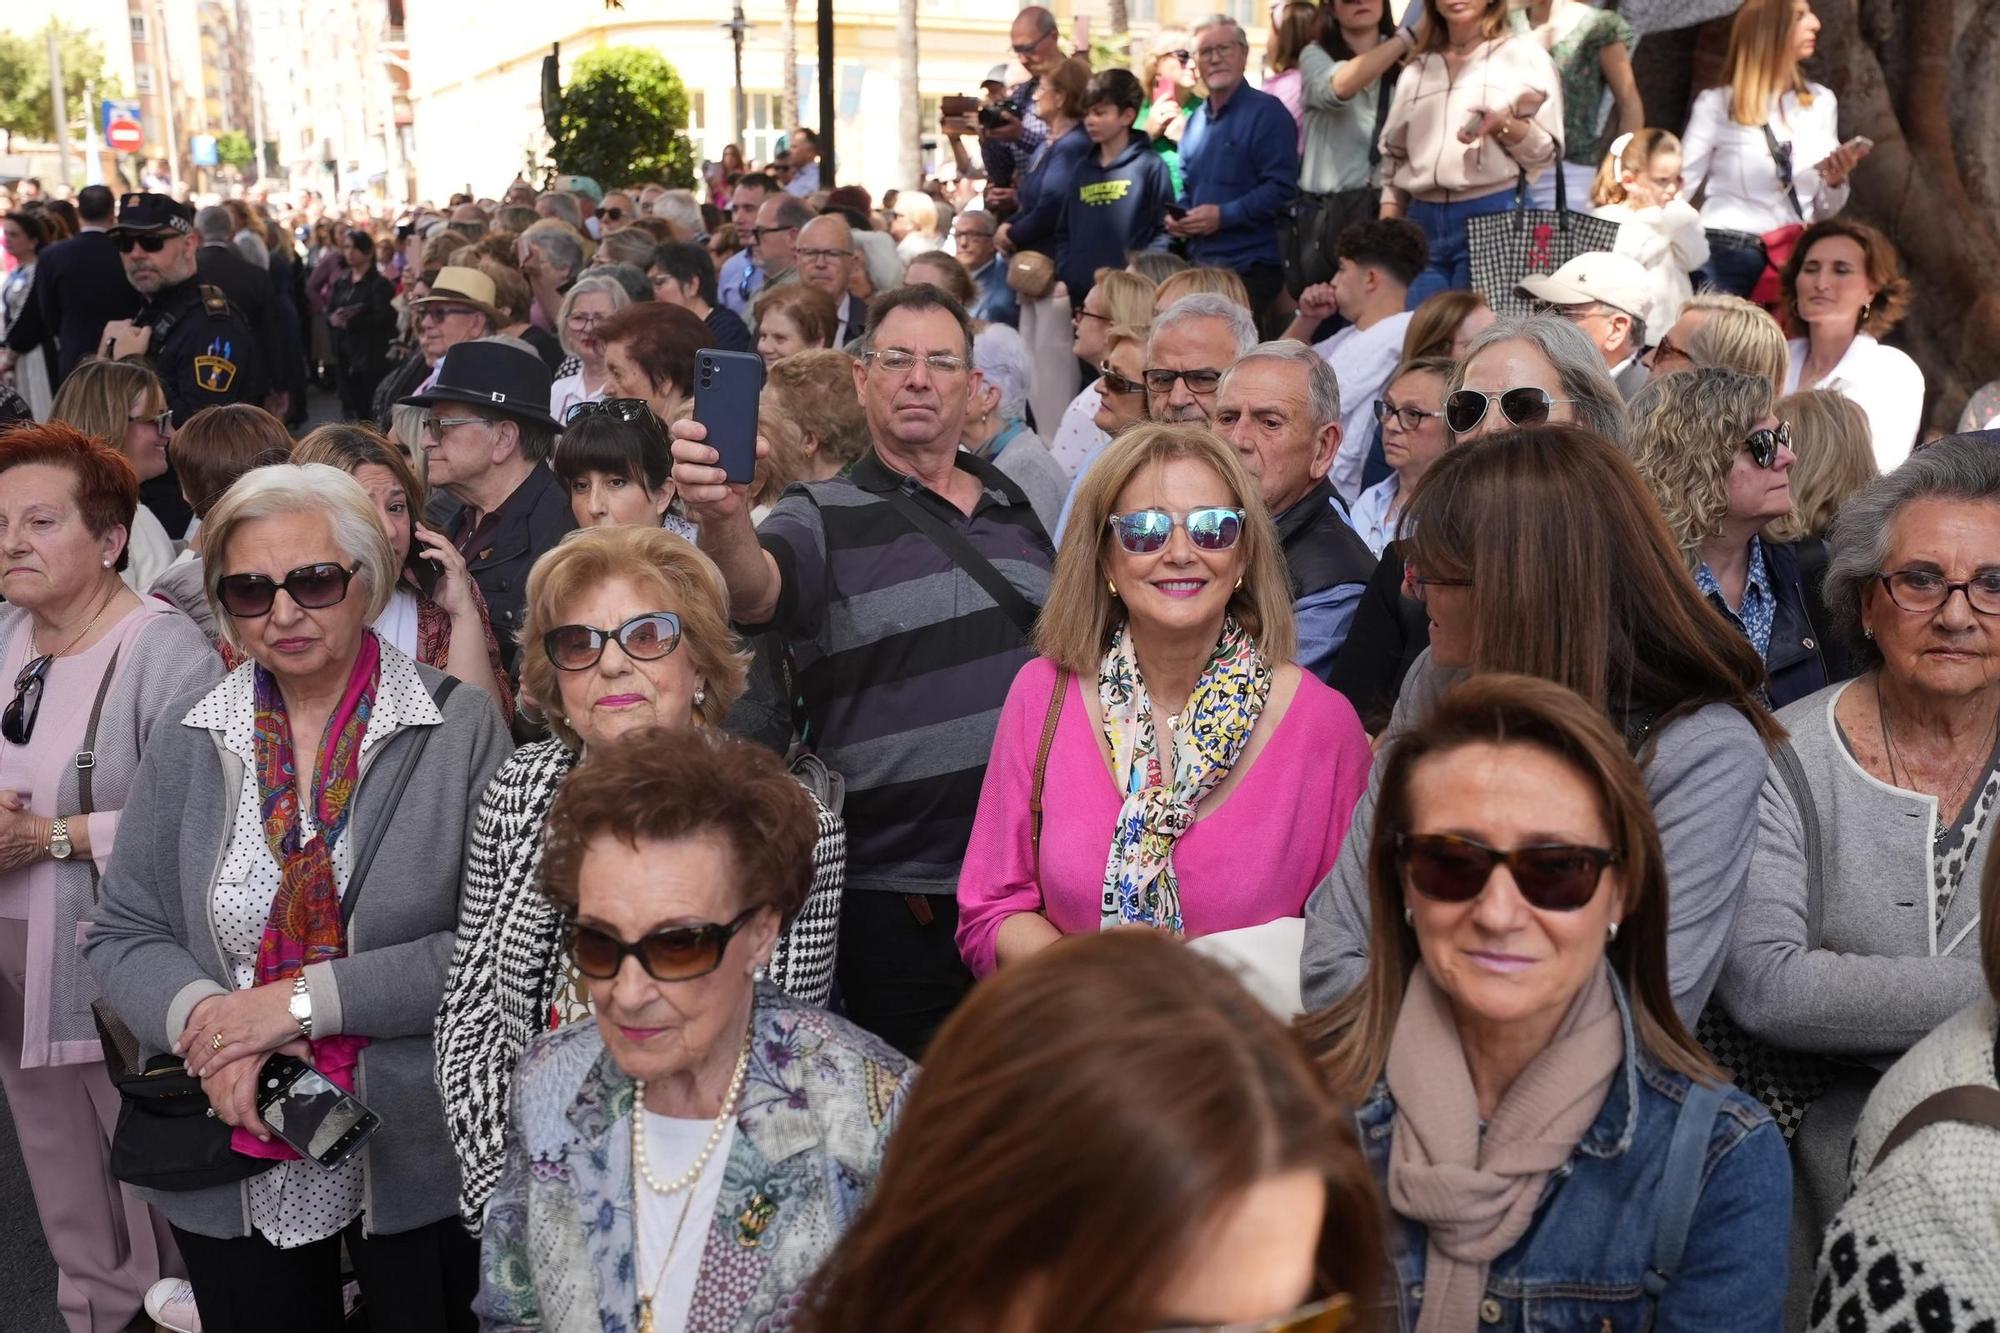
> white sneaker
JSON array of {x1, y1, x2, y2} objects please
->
[{"x1": 144, "y1": 1277, "x2": 203, "y2": 1333}]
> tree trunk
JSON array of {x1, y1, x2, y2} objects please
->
[
  {"x1": 897, "y1": 0, "x2": 921, "y2": 188},
  {"x1": 1108, "y1": 0, "x2": 1130, "y2": 66},
  {"x1": 782, "y1": 0, "x2": 800, "y2": 130}
]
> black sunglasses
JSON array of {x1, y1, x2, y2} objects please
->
[
  {"x1": 563, "y1": 397, "x2": 659, "y2": 428},
  {"x1": 1397, "y1": 832, "x2": 1618, "y2": 912},
  {"x1": 568, "y1": 907, "x2": 761, "y2": 983},
  {"x1": 1443, "y1": 387, "x2": 1578, "y2": 435},
  {"x1": 215, "y1": 562, "x2": 360, "y2": 618},
  {"x1": 1098, "y1": 363, "x2": 1145, "y2": 397},
  {"x1": 601, "y1": 207, "x2": 626, "y2": 222},
  {"x1": 1744, "y1": 420, "x2": 1791, "y2": 469},
  {"x1": 544, "y1": 612, "x2": 683, "y2": 671},
  {"x1": 2, "y1": 655, "x2": 51, "y2": 746},
  {"x1": 113, "y1": 233, "x2": 173, "y2": 254}
]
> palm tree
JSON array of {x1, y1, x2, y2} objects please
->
[
  {"x1": 1107, "y1": 0, "x2": 1131, "y2": 65},
  {"x1": 782, "y1": 0, "x2": 799, "y2": 128},
  {"x1": 896, "y1": 0, "x2": 920, "y2": 188}
]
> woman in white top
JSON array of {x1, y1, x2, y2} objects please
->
[
  {"x1": 1348, "y1": 356, "x2": 1452, "y2": 557},
  {"x1": 547, "y1": 274, "x2": 630, "y2": 425},
  {"x1": 1589, "y1": 129, "x2": 1709, "y2": 334},
  {"x1": 48, "y1": 359, "x2": 180, "y2": 591},
  {"x1": 1779, "y1": 218, "x2": 1925, "y2": 473},
  {"x1": 1679, "y1": 0, "x2": 1869, "y2": 298}
]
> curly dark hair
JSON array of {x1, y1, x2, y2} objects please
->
[{"x1": 1780, "y1": 218, "x2": 1911, "y2": 339}]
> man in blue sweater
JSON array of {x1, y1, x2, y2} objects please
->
[
  {"x1": 1059, "y1": 69, "x2": 1174, "y2": 303},
  {"x1": 1169, "y1": 14, "x2": 1300, "y2": 324}
]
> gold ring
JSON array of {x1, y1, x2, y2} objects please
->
[{"x1": 210, "y1": 1032, "x2": 224, "y2": 1052}]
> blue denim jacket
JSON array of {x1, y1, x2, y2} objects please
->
[{"x1": 1356, "y1": 979, "x2": 1793, "y2": 1332}]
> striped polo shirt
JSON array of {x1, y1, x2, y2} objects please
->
[{"x1": 756, "y1": 450, "x2": 1053, "y2": 896}]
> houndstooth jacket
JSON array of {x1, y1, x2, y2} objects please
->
[{"x1": 434, "y1": 737, "x2": 845, "y2": 1228}]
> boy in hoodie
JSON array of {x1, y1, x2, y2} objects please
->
[{"x1": 1059, "y1": 68, "x2": 1175, "y2": 303}]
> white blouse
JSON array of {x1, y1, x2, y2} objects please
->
[
  {"x1": 1680, "y1": 83, "x2": 1850, "y2": 235},
  {"x1": 1784, "y1": 334, "x2": 1925, "y2": 473}
]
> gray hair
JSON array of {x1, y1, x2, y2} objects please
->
[
  {"x1": 972, "y1": 324, "x2": 1032, "y2": 423},
  {"x1": 525, "y1": 225, "x2": 586, "y2": 281},
  {"x1": 201, "y1": 464, "x2": 397, "y2": 654},
  {"x1": 1824, "y1": 435, "x2": 2000, "y2": 670},
  {"x1": 1150, "y1": 294, "x2": 1258, "y2": 362},
  {"x1": 853, "y1": 229, "x2": 906, "y2": 292},
  {"x1": 555, "y1": 273, "x2": 633, "y2": 360},
  {"x1": 1222, "y1": 339, "x2": 1341, "y2": 433},
  {"x1": 651, "y1": 188, "x2": 704, "y2": 238},
  {"x1": 594, "y1": 262, "x2": 653, "y2": 304},
  {"x1": 193, "y1": 205, "x2": 233, "y2": 242},
  {"x1": 1192, "y1": 14, "x2": 1249, "y2": 46},
  {"x1": 537, "y1": 191, "x2": 583, "y2": 230},
  {"x1": 1449, "y1": 314, "x2": 1630, "y2": 447},
  {"x1": 232, "y1": 228, "x2": 270, "y2": 270}
]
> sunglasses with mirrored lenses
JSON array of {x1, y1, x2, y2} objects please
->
[
  {"x1": 563, "y1": 397, "x2": 658, "y2": 427},
  {"x1": 1397, "y1": 833, "x2": 1617, "y2": 912},
  {"x1": 1744, "y1": 420, "x2": 1791, "y2": 469},
  {"x1": 113, "y1": 233, "x2": 173, "y2": 254},
  {"x1": 1108, "y1": 507, "x2": 1245, "y2": 555},
  {"x1": 568, "y1": 907, "x2": 760, "y2": 983},
  {"x1": 1443, "y1": 387, "x2": 1577, "y2": 435},
  {"x1": 543, "y1": 612, "x2": 683, "y2": 672},
  {"x1": 2, "y1": 655, "x2": 51, "y2": 746},
  {"x1": 215, "y1": 562, "x2": 360, "y2": 619},
  {"x1": 1154, "y1": 1295, "x2": 1354, "y2": 1333}
]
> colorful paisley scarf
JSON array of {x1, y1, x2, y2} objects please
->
[
  {"x1": 230, "y1": 632, "x2": 379, "y2": 1163},
  {"x1": 1098, "y1": 616, "x2": 1272, "y2": 933}
]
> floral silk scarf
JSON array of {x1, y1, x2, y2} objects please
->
[
  {"x1": 1098, "y1": 617, "x2": 1272, "y2": 933},
  {"x1": 230, "y1": 631, "x2": 379, "y2": 1162}
]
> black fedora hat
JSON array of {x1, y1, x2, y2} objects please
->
[{"x1": 399, "y1": 340, "x2": 559, "y2": 430}]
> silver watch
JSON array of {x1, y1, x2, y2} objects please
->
[
  {"x1": 47, "y1": 818, "x2": 73, "y2": 861},
  {"x1": 288, "y1": 973, "x2": 313, "y2": 1041}
]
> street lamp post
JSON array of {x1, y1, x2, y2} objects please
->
[{"x1": 719, "y1": 3, "x2": 749, "y2": 153}]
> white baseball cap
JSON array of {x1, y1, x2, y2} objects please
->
[{"x1": 1516, "y1": 252, "x2": 1653, "y2": 321}]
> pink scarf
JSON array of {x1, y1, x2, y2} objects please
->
[{"x1": 1385, "y1": 964, "x2": 1623, "y2": 1333}]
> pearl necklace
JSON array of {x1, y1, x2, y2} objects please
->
[{"x1": 629, "y1": 1022, "x2": 752, "y2": 1196}]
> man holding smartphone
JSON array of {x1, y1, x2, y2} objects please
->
[{"x1": 978, "y1": 6, "x2": 1067, "y2": 197}]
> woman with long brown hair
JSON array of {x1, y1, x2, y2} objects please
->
[
  {"x1": 1306, "y1": 674, "x2": 1788, "y2": 1330},
  {"x1": 1301, "y1": 424, "x2": 1780, "y2": 1027},
  {"x1": 806, "y1": 930, "x2": 1383, "y2": 1333}
]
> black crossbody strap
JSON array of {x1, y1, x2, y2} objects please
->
[
  {"x1": 1366, "y1": 73, "x2": 1392, "y2": 167},
  {"x1": 340, "y1": 675, "x2": 459, "y2": 925},
  {"x1": 878, "y1": 486, "x2": 1040, "y2": 641},
  {"x1": 1761, "y1": 123, "x2": 1807, "y2": 221}
]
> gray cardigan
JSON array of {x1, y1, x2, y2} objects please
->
[
  {"x1": 83, "y1": 656, "x2": 512, "y2": 1239},
  {"x1": 1718, "y1": 679, "x2": 1988, "y2": 1057},
  {"x1": 1301, "y1": 651, "x2": 1771, "y2": 1027}
]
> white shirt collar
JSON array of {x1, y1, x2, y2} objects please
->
[{"x1": 182, "y1": 635, "x2": 441, "y2": 762}]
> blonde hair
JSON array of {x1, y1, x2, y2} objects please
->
[
  {"x1": 1627, "y1": 367, "x2": 1780, "y2": 568},
  {"x1": 1092, "y1": 268, "x2": 1158, "y2": 329},
  {"x1": 1590, "y1": 129, "x2": 1683, "y2": 209},
  {"x1": 1766, "y1": 390, "x2": 1878, "y2": 541},
  {"x1": 50, "y1": 358, "x2": 166, "y2": 450},
  {"x1": 751, "y1": 391, "x2": 808, "y2": 509},
  {"x1": 202, "y1": 465, "x2": 398, "y2": 653},
  {"x1": 1153, "y1": 266, "x2": 1251, "y2": 314},
  {"x1": 1102, "y1": 322, "x2": 1149, "y2": 360},
  {"x1": 519, "y1": 525, "x2": 751, "y2": 750},
  {"x1": 1684, "y1": 298, "x2": 1789, "y2": 393},
  {"x1": 1724, "y1": 0, "x2": 1814, "y2": 127},
  {"x1": 892, "y1": 190, "x2": 940, "y2": 241},
  {"x1": 1036, "y1": 423, "x2": 1296, "y2": 672}
]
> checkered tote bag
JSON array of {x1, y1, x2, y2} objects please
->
[{"x1": 1466, "y1": 159, "x2": 1621, "y2": 317}]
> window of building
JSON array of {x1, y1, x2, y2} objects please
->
[
  {"x1": 133, "y1": 64, "x2": 154, "y2": 93},
  {"x1": 742, "y1": 90, "x2": 785, "y2": 167},
  {"x1": 129, "y1": 15, "x2": 147, "y2": 42}
]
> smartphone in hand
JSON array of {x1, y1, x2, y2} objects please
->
[
  {"x1": 256, "y1": 1054, "x2": 380, "y2": 1169},
  {"x1": 692, "y1": 349, "x2": 764, "y2": 485}
]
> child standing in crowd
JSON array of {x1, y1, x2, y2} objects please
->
[
  {"x1": 1059, "y1": 69, "x2": 1174, "y2": 304},
  {"x1": 1591, "y1": 129, "x2": 1709, "y2": 333}
]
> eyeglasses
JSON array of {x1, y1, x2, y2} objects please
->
[
  {"x1": 421, "y1": 414, "x2": 490, "y2": 438},
  {"x1": 952, "y1": 229, "x2": 993, "y2": 244},
  {"x1": 1142, "y1": 367, "x2": 1225, "y2": 395},
  {"x1": 1545, "y1": 302, "x2": 1614, "y2": 325},
  {"x1": 563, "y1": 397, "x2": 659, "y2": 428},
  {"x1": 568, "y1": 907, "x2": 760, "y2": 983},
  {"x1": 543, "y1": 612, "x2": 683, "y2": 671},
  {"x1": 215, "y1": 562, "x2": 361, "y2": 619},
  {"x1": 416, "y1": 304, "x2": 482, "y2": 324},
  {"x1": 1108, "y1": 507, "x2": 1246, "y2": 554},
  {"x1": 2, "y1": 655, "x2": 51, "y2": 746},
  {"x1": 1010, "y1": 32, "x2": 1054, "y2": 54},
  {"x1": 601, "y1": 207, "x2": 626, "y2": 222},
  {"x1": 1195, "y1": 40, "x2": 1247, "y2": 62},
  {"x1": 566, "y1": 311, "x2": 609, "y2": 329},
  {"x1": 1154, "y1": 1295, "x2": 1355, "y2": 1333},
  {"x1": 864, "y1": 348, "x2": 968, "y2": 376},
  {"x1": 113, "y1": 233, "x2": 173, "y2": 254},
  {"x1": 1167, "y1": 48, "x2": 1192, "y2": 63},
  {"x1": 1373, "y1": 399, "x2": 1441, "y2": 431},
  {"x1": 1073, "y1": 306, "x2": 1111, "y2": 327},
  {"x1": 749, "y1": 224, "x2": 797, "y2": 241},
  {"x1": 1877, "y1": 569, "x2": 2000, "y2": 616},
  {"x1": 1443, "y1": 387, "x2": 1576, "y2": 435},
  {"x1": 1401, "y1": 561, "x2": 1471, "y2": 597},
  {"x1": 1396, "y1": 833, "x2": 1618, "y2": 912},
  {"x1": 128, "y1": 407, "x2": 174, "y2": 433},
  {"x1": 1645, "y1": 336, "x2": 1686, "y2": 369},
  {"x1": 1744, "y1": 420, "x2": 1790, "y2": 469},
  {"x1": 1098, "y1": 364, "x2": 1145, "y2": 397}
]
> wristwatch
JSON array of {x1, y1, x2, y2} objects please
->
[
  {"x1": 288, "y1": 973, "x2": 314, "y2": 1041},
  {"x1": 47, "y1": 818, "x2": 72, "y2": 861}
]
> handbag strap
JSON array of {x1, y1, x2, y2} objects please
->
[
  {"x1": 1365, "y1": 73, "x2": 1392, "y2": 167},
  {"x1": 73, "y1": 645, "x2": 122, "y2": 900},
  {"x1": 1029, "y1": 668, "x2": 1070, "y2": 883},
  {"x1": 878, "y1": 485, "x2": 1041, "y2": 641},
  {"x1": 1761, "y1": 123, "x2": 1807, "y2": 221},
  {"x1": 1869, "y1": 1080, "x2": 2000, "y2": 1174},
  {"x1": 339, "y1": 674, "x2": 459, "y2": 925},
  {"x1": 1770, "y1": 739, "x2": 1824, "y2": 947},
  {"x1": 1640, "y1": 1078, "x2": 1726, "y2": 1328}
]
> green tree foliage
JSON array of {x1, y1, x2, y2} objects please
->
[
  {"x1": 0, "y1": 24, "x2": 115, "y2": 145},
  {"x1": 548, "y1": 46, "x2": 697, "y2": 188},
  {"x1": 215, "y1": 129, "x2": 255, "y2": 170}
]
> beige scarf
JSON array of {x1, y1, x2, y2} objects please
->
[{"x1": 1385, "y1": 964, "x2": 1624, "y2": 1333}]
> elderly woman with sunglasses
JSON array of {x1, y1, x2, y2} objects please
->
[
  {"x1": 436, "y1": 524, "x2": 843, "y2": 1230},
  {"x1": 84, "y1": 463, "x2": 511, "y2": 1332},
  {"x1": 956, "y1": 424, "x2": 1371, "y2": 999},
  {"x1": 1714, "y1": 434, "x2": 2000, "y2": 1313},
  {"x1": 1305, "y1": 673, "x2": 1790, "y2": 1332},
  {"x1": 0, "y1": 423, "x2": 219, "y2": 1333},
  {"x1": 1442, "y1": 314, "x2": 1629, "y2": 446},
  {"x1": 1629, "y1": 367, "x2": 1853, "y2": 709}
]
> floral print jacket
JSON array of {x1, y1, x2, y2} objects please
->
[{"x1": 474, "y1": 985, "x2": 916, "y2": 1332}]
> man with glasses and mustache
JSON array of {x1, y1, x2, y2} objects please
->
[
  {"x1": 795, "y1": 214, "x2": 870, "y2": 347},
  {"x1": 371, "y1": 264, "x2": 499, "y2": 431},
  {"x1": 669, "y1": 286, "x2": 1053, "y2": 1060},
  {"x1": 979, "y1": 6, "x2": 1066, "y2": 196},
  {"x1": 717, "y1": 172, "x2": 776, "y2": 318}
]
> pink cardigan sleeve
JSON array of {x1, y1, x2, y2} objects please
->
[{"x1": 955, "y1": 657, "x2": 1064, "y2": 978}]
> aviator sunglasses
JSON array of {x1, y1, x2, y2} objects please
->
[
  {"x1": 1443, "y1": 387, "x2": 1576, "y2": 435},
  {"x1": 568, "y1": 907, "x2": 761, "y2": 983},
  {"x1": 1108, "y1": 507, "x2": 1246, "y2": 555},
  {"x1": 1396, "y1": 832, "x2": 1618, "y2": 912}
]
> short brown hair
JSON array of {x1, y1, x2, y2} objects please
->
[
  {"x1": 597, "y1": 302, "x2": 708, "y2": 399},
  {"x1": 1044, "y1": 54, "x2": 1092, "y2": 121},
  {"x1": 175, "y1": 405, "x2": 293, "y2": 520},
  {"x1": 292, "y1": 422, "x2": 427, "y2": 582},
  {"x1": 764, "y1": 350, "x2": 869, "y2": 471},
  {"x1": 901, "y1": 252, "x2": 976, "y2": 310},
  {"x1": 50, "y1": 357, "x2": 166, "y2": 456},
  {"x1": 519, "y1": 525, "x2": 751, "y2": 750},
  {"x1": 477, "y1": 259, "x2": 532, "y2": 324},
  {"x1": 753, "y1": 282, "x2": 838, "y2": 351},
  {"x1": 1780, "y1": 218, "x2": 1912, "y2": 339},
  {"x1": 538, "y1": 726, "x2": 816, "y2": 923},
  {"x1": 1400, "y1": 289, "x2": 1489, "y2": 362},
  {"x1": 0, "y1": 421, "x2": 139, "y2": 570}
]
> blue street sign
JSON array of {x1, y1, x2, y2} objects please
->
[
  {"x1": 101, "y1": 99, "x2": 142, "y2": 137},
  {"x1": 191, "y1": 134, "x2": 218, "y2": 167}
]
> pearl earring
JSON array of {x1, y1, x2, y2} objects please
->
[
  {"x1": 693, "y1": 686, "x2": 707, "y2": 707},
  {"x1": 1607, "y1": 921, "x2": 1620, "y2": 943},
  {"x1": 1403, "y1": 906, "x2": 1414, "y2": 928},
  {"x1": 1863, "y1": 627, "x2": 1874, "y2": 640},
  {"x1": 101, "y1": 559, "x2": 112, "y2": 569}
]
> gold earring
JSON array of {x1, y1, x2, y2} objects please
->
[
  {"x1": 1234, "y1": 576, "x2": 1243, "y2": 590},
  {"x1": 1107, "y1": 579, "x2": 1118, "y2": 597}
]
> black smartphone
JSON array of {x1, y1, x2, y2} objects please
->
[
  {"x1": 255, "y1": 1054, "x2": 381, "y2": 1169},
  {"x1": 692, "y1": 348, "x2": 764, "y2": 485},
  {"x1": 1165, "y1": 204, "x2": 1188, "y2": 221}
]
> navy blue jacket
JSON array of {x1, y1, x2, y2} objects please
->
[
  {"x1": 1059, "y1": 135, "x2": 1174, "y2": 299},
  {"x1": 2, "y1": 229, "x2": 142, "y2": 382},
  {"x1": 1178, "y1": 83, "x2": 1300, "y2": 270},
  {"x1": 1006, "y1": 124, "x2": 1093, "y2": 256},
  {"x1": 1741, "y1": 538, "x2": 1853, "y2": 710}
]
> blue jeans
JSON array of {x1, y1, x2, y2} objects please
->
[
  {"x1": 1406, "y1": 191, "x2": 1517, "y2": 309},
  {"x1": 1698, "y1": 232, "x2": 1768, "y2": 298}
]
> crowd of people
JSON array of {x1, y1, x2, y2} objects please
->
[{"x1": 0, "y1": 0, "x2": 1995, "y2": 1331}]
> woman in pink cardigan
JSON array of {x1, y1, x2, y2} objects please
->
[{"x1": 957, "y1": 424, "x2": 1371, "y2": 977}]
